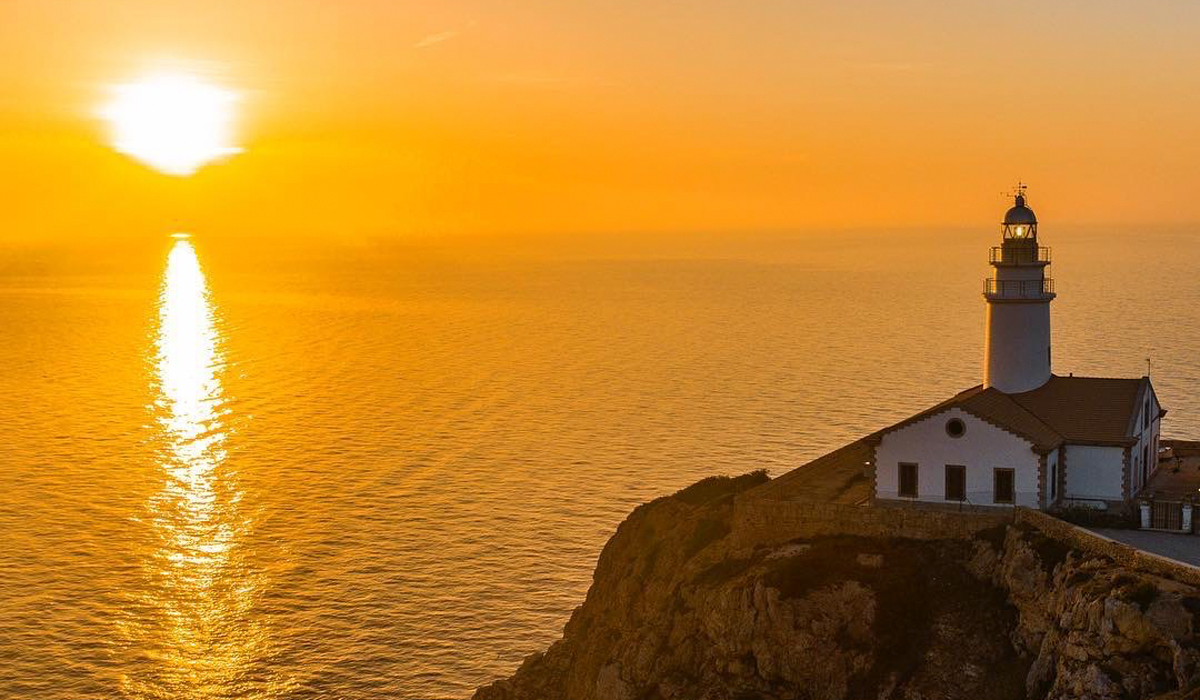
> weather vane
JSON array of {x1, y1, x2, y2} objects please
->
[{"x1": 1001, "y1": 181, "x2": 1028, "y2": 200}]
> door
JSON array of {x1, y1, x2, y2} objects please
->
[{"x1": 945, "y1": 465, "x2": 966, "y2": 502}]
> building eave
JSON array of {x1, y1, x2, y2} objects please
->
[
  {"x1": 1064, "y1": 438, "x2": 1139, "y2": 448},
  {"x1": 869, "y1": 394, "x2": 1062, "y2": 455}
]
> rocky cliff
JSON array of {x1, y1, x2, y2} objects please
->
[{"x1": 473, "y1": 472, "x2": 1200, "y2": 700}]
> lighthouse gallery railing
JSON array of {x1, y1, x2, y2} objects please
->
[
  {"x1": 983, "y1": 278, "x2": 1055, "y2": 297},
  {"x1": 989, "y1": 246, "x2": 1051, "y2": 264}
]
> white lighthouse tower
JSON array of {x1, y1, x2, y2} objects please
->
[{"x1": 983, "y1": 184, "x2": 1055, "y2": 393}]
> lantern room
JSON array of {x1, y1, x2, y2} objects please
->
[{"x1": 1002, "y1": 185, "x2": 1038, "y2": 240}]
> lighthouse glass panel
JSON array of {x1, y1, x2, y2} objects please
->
[{"x1": 1003, "y1": 223, "x2": 1036, "y2": 239}]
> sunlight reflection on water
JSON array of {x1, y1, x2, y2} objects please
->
[
  {"x1": 3, "y1": 228, "x2": 1200, "y2": 698},
  {"x1": 117, "y1": 240, "x2": 289, "y2": 699}
]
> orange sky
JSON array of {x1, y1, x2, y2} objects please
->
[{"x1": 2, "y1": 0, "x2": 1200, "y2": 240}]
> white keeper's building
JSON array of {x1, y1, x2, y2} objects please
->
[{"x1": 868, "y1": 187, "x2": 1164, "y2": 510}]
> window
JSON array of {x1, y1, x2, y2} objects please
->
[
  {"x1": 1144, "y1": 399, "x2": 1150, "y2": 429},
  {"x1": 1049, "y1": 461, "x2": 1057, "y2": 500},
  {"x1": 994, "y1": 468, "x2": 1015, "y2": 504},
  {"x1": 945, "y1": 418, "x2": 966, "y2": 438},
  {"x1": 944, "y1": 465, "x2": 966, "y2": 501},
  {"x1": 899, "y1": 463, "x2": 918, "y2": 498}
]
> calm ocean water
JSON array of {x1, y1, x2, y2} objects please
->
[{"x1": 2, "y1": 227, "x2": 1198, "y2": 698}]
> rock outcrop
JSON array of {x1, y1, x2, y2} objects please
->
[
  {"x1": 474, "y1": 473, "x2": 1200, "y2": 700},
  {"x1": 971, "y1": 525, "x2": 1200, "y2": 700}
]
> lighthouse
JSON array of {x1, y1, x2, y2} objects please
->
[
  {"x1": 811, "y1": 184, "x2": 1166, "y2": 512},
  {"x1": 983, "y1": 185, "x2": 1055, "y2": 393},
  {"x1": 756, "y1": 185, "x2": 1166, "y2": 511}
]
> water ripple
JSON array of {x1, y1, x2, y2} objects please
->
[{"x1": 1, "y1": 229, "x2": 1199, "y2": 698}]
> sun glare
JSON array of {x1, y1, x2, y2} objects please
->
[{"x1": 100, "y1": 73, "x2": 242, "y2": 176}]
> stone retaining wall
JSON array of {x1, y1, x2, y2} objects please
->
[
  {"x1": 734, "y1": 492, "x2": 1200, "y2": 586},
  {"x1": 732, "y1": 495, "x2": 1011, "y2": 548},
  {"x1": 1015, "y1": 507, "x2": 1200, "y2": 587}
]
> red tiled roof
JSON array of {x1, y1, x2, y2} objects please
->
[
  {"x1": 1007, "y1": 375, "x2": 1147, "y2": 446},
  {"x1": 870, "y1": 375, "x2": 1149, "y2": 452},
  {"x1": 958, "y1": 386, "x2": 1063, "y2": 450}
]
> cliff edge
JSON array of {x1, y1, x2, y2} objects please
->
[{"x1": 473, "y1": 472, "x2": 1200, "y2": 700}]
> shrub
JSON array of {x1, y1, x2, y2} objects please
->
[{"x1": 672, "y1": 470, "x2": 769, "y2": 506}]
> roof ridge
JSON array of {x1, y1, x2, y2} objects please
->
[
  {"x1": 986, "y1": 386, "x2": 1065, "y2": 444},
  {"x1": 1049, "y1": 373, "x2": 1146, "y2": 383}
]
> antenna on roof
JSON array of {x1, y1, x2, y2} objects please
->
[
  {"x1": 1146, "y1": 357, "x2": 1152, "y2": 377},
  {"x1": 1003, "y1": 181, "x2": 1029, "y2": 205}
]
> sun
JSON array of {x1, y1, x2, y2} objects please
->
[{"x1": 99, "y1": 73, "x2": 242, "y2": 176}]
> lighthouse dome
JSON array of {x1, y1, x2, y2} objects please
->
[{"x1": 1003, "y1": 194, "x2": 1038, "y2": 225}]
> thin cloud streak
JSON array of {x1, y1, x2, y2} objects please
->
[{"x1": 413, "y1": 30, "x2": 459, "y2": 49}]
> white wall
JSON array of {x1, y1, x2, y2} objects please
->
[
  {"x1": 1063, "y1": 444, "x2": 1125, "y2": 501},
  {"x1": 984, "y1": 299, "x2": 1052, "y2": 394},
  {"x1": 1131, "y1": 387, "x2": 1162, "y2": 493},
  {"x1": 875, "y1": 407, "x2": 1042, "y2": 507}
]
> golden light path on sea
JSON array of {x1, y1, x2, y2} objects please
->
[{"x1": 115, "y1": 237, "x2": 287, "y2": 699}]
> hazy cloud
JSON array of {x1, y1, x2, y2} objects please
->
[{"x1": 413, "y1": 30, "x2": 459, "y2": 49}]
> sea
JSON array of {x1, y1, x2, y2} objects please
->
[{"x1": 2, "y1": 226, "x2": 1198, "y2": 698}]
